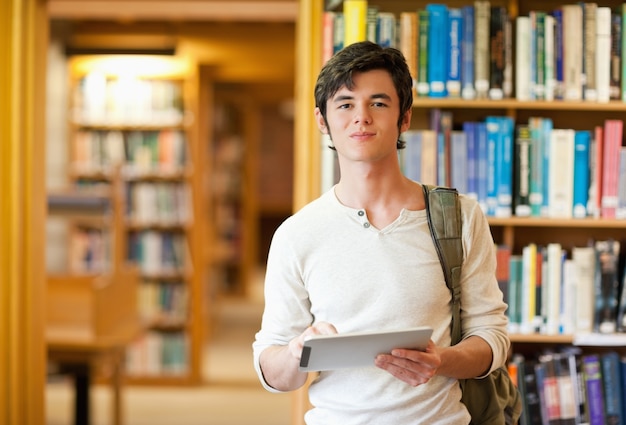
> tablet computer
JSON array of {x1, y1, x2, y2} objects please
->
[{"x1": 299, "y1": 326, "x2": 433, "y2": 372}]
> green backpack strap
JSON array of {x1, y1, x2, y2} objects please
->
[{"x1": 422, "y1": 184, "x2": 463, "y2": 346}]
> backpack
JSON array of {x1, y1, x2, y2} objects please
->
[{"x1": 422, "y1": 184, "x2": 523, "y2": 425}]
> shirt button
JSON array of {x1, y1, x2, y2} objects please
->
[
  {"x1": 358, "y1": 210, "x2": 365, "y2": 217},
  {"x1": 363, "y1": 222, "x2": 370, "y2": 228}
]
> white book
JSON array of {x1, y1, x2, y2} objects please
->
[
  {"x1": 561, "y1": 258, "x2": 576, "y2": 335},
  {"x1": 548, "y1": 129, "x2": 575, "y2": 218},
  {"x1": 515, "y1": 16, "x2": 531, "y2": 101},
  {"x1": 595, "y1": 6, "x2": 612, "y2": 103},
  {"x1": 546, "y1": 243, "x2": 563, "y2": 335},
  {"x1": 571, "y1": 246, "x2": 596, "y2": 334},
  {"x1": 562, "y1": 4, "x2": 583, "y2": 101}
]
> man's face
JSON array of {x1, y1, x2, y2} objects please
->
[{"x1": 315, "y1": 69, "x2": 411, "y2": 165}]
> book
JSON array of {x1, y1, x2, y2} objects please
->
[
  {"x1": 553, "y1": 8, "x2": 564, "y2": 100},
  {"x1": 399, "y1": 11, "x2": 418, "y2": 91},
  {"x1": 571, "y1": 246, "x2": 596, "y2": 334},
  {"x1": 617, "y1": 147, "x2": 626, "y2": 219},
  {"x1": 508, "y1": 254, "x2": 523, "y2": 333},
  {"x1": 545, "y1": 243, "x2": 563, "y2": 335},
  {"x1": 582, "y1": 354, "x2": 606, "y2": 425},
  {"x1": 601, "y1": 120, "x2": 623, "y2": 219},
  {"x1": 601, "y1": 352, "x2": 623, "y2": 425},
  {"x1": 427, "y1": 4, "x2": 449, "y2": 98},
  {"x1": 562, "y1": 4, "x2": 583, "y2": 101},
  {"x1": 573, "y1": 131, "x2": 591, "y2": 218},
  {"x1": 596, "y1": 7, "x2": 612, "y2": 103},
  {"x1": 610, "y1": 11, "x2": 622, "y2": 100},
  {"x1": 528, "y1": 117, "x2": 546, "y2": 217},
  {"x1": 322, "y1": 11, "x2": 337, "y2": 64},
  {"x1": 365, "y1": 6, "x2": 378, "y2": 43},
  {"x1": 376, "y1": 12, "x2": 396, "y2": 48},
  {"x1": 532, "y1": 11, "x2": 546, "y2": 100},
  {"x1": 417, "y1": 9, "x2": 430, "y2": 97},
  {"x1": 554, "y1": 352, "x2": 579, "y2": 424},
  {"x1": 476, "y1": 121, "x2": 489, "y2": 213},
  {"x1": 515, "y1": 15, "x2": 531, "y2": 101},
  {"x1": 401, "y1": 130, "x2": 421, "y2": 182},
  {"x1": 588, "y1": 125, "x2": 604, "y2": 218},
  {"x1": 450, "y1": 131, "x2": 468, "y2": 194},
  {"x1": 496, "y1": 116, "x2": 514, "y2": 217},
  {"x1": 343, "y1": 0, "x2": 368, "y2": 47},
  {"x1": 447, "y1": 8, "x2": 462, "y2": 98},
  {"x1": 583, "y1": 2, "x2": 598, "y2": 101},
  {"x1": 520, "y1": 243, "x2": 537, "y2": 334},
  {"x1": 474, "y1": 1, "x2": 491, "y2": 99},
  {"x1": 594, "y1": 240, "x2": 621, "y2": 334},
  {"x1": 420, "y1": 130, "x2": 438, "y2": 186},
  {"x1": 513, "y1": 124, "x2": 532, "y2": 217},
  {"x1": 461, "y1": 5, "x2": 476, "y2": 100},
  {"x1": 548, "y1": 128, "x2": 575, "y2": 219},
  {"x1": 488, "y1": 6, "x2": 506, "y2": 100},
  {"x1": 485, "y1": 116, "x2": 500, "y2": 216},
  {"x1": 495, "y1": 244, "x2": 511, "y2": 306},
  {"x1": 463, "y1": 121, "x2": 478, "y2": 200},
  {"x1": 543, "y1": 14, "x2": 555, "y2": 101}
]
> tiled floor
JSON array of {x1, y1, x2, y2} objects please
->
[{"x1": 46, "y1": 294, "x2": 292, "y2": 425}]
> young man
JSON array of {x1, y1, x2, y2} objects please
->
[{"x1": 253, "y1": 41, "x2": 509, "y2": 424}]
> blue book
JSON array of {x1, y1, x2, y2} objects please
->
[
  {"x1": 540, "y1": 118, "x2": 553, "y2": 217},
  {"x1": 476, "y1": 122, "x2": 489, "y2": 213},
  {"x1": 463, "y1": 121, "x2": 478, "y2": 199},
  {"x1": 485, "y1": 116, "x2": 502, "y2": 216},
  {"x1": 437, "y1": 131, "x2": 446, "y2": 186},
  {"x1": 461, "y1": 5, "x2": 475, "y2": 99},
  {"x1": 450, "y1": 131, "x2": 468, "y2": 193},
  {"x1": 553, "y1": 8, "x2": 564, "y2": 99},
  {"x1": 528, "y1": 117, "x2": 544, "y2": 216},
  {"x1": 582, "y1": 354, "x2": 604, "y2": 425},
  {"x1": 496, "y1": 116, "x2": 515, "y2": 217},
  {"x1": 402, "y1": 130, "x2": 422, "y2": 182},
  {"x1": 573, "y1": 131, "x2": 591, "y2": 218},
  {"x1": 507, "y1": 255, "x2": 523, "y2": 333},
  {"x1": 601, "y1": 352, "x2": 624, "y2": 425},
  {"x1": 447, "y1": 8, "x2": 463, "y2": 98},
  {"x1": 427, "y1": 4, "x2": 449, "y2": 97}
]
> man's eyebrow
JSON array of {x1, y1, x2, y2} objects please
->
[{"x1": 332, "y1": 93, "x2": 392, "y2": 102}]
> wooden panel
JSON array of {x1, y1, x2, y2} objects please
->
[{"x1": 47, "y1": 0, "x2": 298, "y2": 22}]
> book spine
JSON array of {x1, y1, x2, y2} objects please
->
[
  {"x1": 488, "y1": 6, "x2": 506, "y2": 100},
  {"x1": 514, "y1": 125, "x2": 532, "y2": 217},
  {"x1": 544, "y1": 14, "x2": 555, "y2": 101},
  {"x1": 573, "y1": 131, "x2": 591, "y2": 218},
  {"x1": 533, "y1": 11, "x2": 546, "y2": 100},
  {"x1": 485, "y1": 116, "x2": 500, "y2": 216},
  {"x1": 617, "y1": 147, "x2": 626, "y2": 219},
  {"x1": 594, "y1": 239, "x2": 620, "y2": 334},
  {"x1": 548, "y1": 128, "x2": 575, "y2": 219},
  {"x1": 507, "y1": 255, "x2": 523, "y2": 333},
  {"x1": 553, "y1": 8, "x2": 565, "y2": 100},
  {"x1": 399, "y1": 11, "x2": 418, "y2": 92},
  {"x1": 582, "y1": 356, "x2": 605, "y2": 425},
  {"x1": 376, "y1": 12, "x2": 396, "y2": 48},
  {"x1": 563, "y1": 4, "x2": 584, "y2": 100},
  {"x1": 583, "y1": 2, "x2": 598, "y2": 101},
  {"x1": 528, "y1": 117, "x2": 544, "y2": 217},
  {"x1": 427, "y1": 4, "x2": 449, "y2": 98},
  {"x1": 521, "y1": 243, "x2": 537, "y2": 334},
  {"x1": 596, "y1": 7, "x2": 612, "y2": 103},
  {"x1": 461, "y1": 6, "x2": 476, "y2": 99},
  {"x1": 601, "y1": 120, "x2": 623, "y2": 219},
  {"x1": 515, "y1": 16, "x2": 531, "y2": 101},
  {"x1": 447, "y1": 8, "x2": 462, "y2": 98},
  {"x1": 365, "y1": 6, "x2": 378, "y2": 43},
  {"x1": 463, "y1": 121, "x2": 478, "y2": 200},
  {"x1": 610, "y1": 10, "x2": 622, "y2": 100},
  {"x1": 474, "y1": 0, "x2": 491, "y2": 99},
  {"x1": 417, "y1": 9, "x2": 430, "y2": 97},
  {"x1": 450, "y1": 131, "x2": 468, "y2": 193},
  {"x1": 540, "y1": 118, "x2": 553, "y2": 217},
  {"x1": 601, "y1": 352, "x2": 623, "y2": 425},
  {"x1": 476, "y1": 122, "x2": 489, "y2": 213},
  {"x1": 496, "y1": 116, "x2": 514, "y2": 217},
  {"x1": 343, "y1": 0, "x2": 368, "y2": 47}
]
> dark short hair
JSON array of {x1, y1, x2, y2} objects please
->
[{"x1": 314, "y1": 41, "x2": 413, "y2": 149}]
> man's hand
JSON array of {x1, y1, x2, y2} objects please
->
[
  {"x1": 288, "y1": 321, "x2": 338, "y2": 359},
  {"x1": 374, "y1": 340, "x2": 441, "y2": 386}
]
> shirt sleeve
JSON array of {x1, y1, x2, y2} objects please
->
[{"x1": 458, "y1": 196, "x2": 510, "y2": 376}]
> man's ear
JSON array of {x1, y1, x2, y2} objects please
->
[
  {"x1": 314, "y1": 107, "x2": 328, "y2": 134},
  {"x1": 400, "y1": 109, "x2": 412, "y2": 133}
]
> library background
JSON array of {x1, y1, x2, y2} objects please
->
[{"x1": 6, "y1": 0, "x2": 626, "y2": 424}]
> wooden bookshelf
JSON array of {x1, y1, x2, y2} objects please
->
[
  {"x1": 64, "y1": 55, "x2": 206, "y2": 385},
  {"x1": 293, "y1": 0, "x2": 626, "y2": 423}
]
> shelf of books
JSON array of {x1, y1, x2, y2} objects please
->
[
  {"x1": 293, "y1": 0, "x2": 626, "y2": 423},
  {"x1": 66, "y1": 55, "x2": 205, "y2": 385}
]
